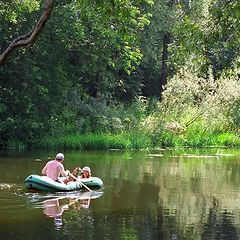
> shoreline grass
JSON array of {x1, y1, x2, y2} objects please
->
[
  {"x1": 33, "y1": 132, "x2": 151, "y2": 150},
  {"x1": 29, "y1": 131, "x2": 240, "y2": 150}
]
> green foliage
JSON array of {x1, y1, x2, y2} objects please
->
[
  {"x1": 169, "y1": 0, "x2": 240, "y2": 76},
  {"x1": 0, "y1": 0, "x2": 40, "y2": 23},
  {"x1": 0, "y1": 0, "x2": 152, "y2": 148},
  {"x1": 1, "y1": 0, "x2": 240, "y2": 150},
  {"x1": 159, "y1": 67, "x2": 240, "y2": 130},
  {"x1": 74, "y1": 0, "x2": 152, "y2": 73},
  {"x1": 5, "y1": 139, "x2": 26, "y2": 150},
  {"x1": 215, "y1": 133, "x2": 240, "y2": 147},
  {"x1": 231, "y1": 100, "x2": 240, "y2": 129},
  {"x1": 36, "y1": 132, "x2": 150, "y2": 150},
  {"x1": 48, "y1": 95, "x2": 153, "y2": 136},
  {"x1": 141, "y1": 66, "x2": 240, "y2": 147}
]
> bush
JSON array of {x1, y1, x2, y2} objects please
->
[{"x1": 141, "y1": 66, "x2": 240, "y2": 147}]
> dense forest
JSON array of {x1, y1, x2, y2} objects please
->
[{"x1": 0, "y1": 0, "x2": 240, "y2": 150}]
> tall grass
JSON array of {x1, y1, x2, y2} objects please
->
[
  {"x1": 159, "y1": 130, "x2": 240, "y2": 147},
  {"x1": 35, "y1": 128, "x2": 240, "y2": 150},
  {"x1": 35, "y1": 132, "x2": 151, "y2": 150}
]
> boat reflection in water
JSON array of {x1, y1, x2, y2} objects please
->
[
  {"x1": 27, "y1": 191, "x2": 103, "y2": 230},
  {"x1": 42, "y1": 197, "x2": 68, "y2": 229}
]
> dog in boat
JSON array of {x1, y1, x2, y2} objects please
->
[{"x1": 63, "y1": 166, "x2": 81, "y2": 184}]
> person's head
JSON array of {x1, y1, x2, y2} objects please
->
[
  {"x1": 55, "y1": 153, "x2": 64, "y2": 162},
  {"x1": 81, "y1": 166, "x2": 91, "y2": 178}
]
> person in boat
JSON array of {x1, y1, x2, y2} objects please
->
[
  {"x1": 42, "y1": 153, "x2": 70, "y2": 183},
  {"x1": 63, "y1": 166, "x2": 81, "y2": 184},
  {"x1": 63, "y1": 166, "x2": 90, "y2": 184},
  {"x1": 80, "y1": 166, "x2": 91, "y2": 178}
]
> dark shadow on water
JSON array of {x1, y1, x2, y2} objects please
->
[{"x1": 201, "y1": 198, "x2": 239, "y2": 240}]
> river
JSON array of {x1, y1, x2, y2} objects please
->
[{"x1": 0, "y1": 148, "x2": 240, "y2": 240}]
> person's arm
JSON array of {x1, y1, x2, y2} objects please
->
[
  {"x1": 42, "y1": 163, "x2": 47, "y2": 175},
  {"x1": 59, "y1": 164, "x2": 70, "y2": 177}
]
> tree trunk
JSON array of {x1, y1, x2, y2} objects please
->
[
  {"x1": 0, "y1": 0, "x2": 54, "y2": 66},
  {"x1": 159, "y1": 32, "x2": 171, "y2": 94}
]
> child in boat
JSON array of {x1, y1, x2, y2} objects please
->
[
  {"x1": 63, "y1": 166, "x2": 81, "y2": 184},
  {"x1": 63, "y1": 166, "x2": 91, "y2": 184},
  {"x1": 80, "y1": 166, "x2": 91, "y2": 178}
]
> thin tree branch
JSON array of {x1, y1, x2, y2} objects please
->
[{"x1": 0, "y1": 0, "x2": 54, "y2": 66}]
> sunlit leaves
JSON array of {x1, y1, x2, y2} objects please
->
[
  {"x1": 0, "y1": 0, "x2": 40, "y2": 23},
  {"x1": 72, "y1": 0, "x2": 152, "y2": 74},
  {"x1": 169, "y1": 0, "x2": 240, "y2": 75}
]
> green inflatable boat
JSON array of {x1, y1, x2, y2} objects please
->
[{"x1": 24, "y1": 174, "x2": 103, "y2": 192}]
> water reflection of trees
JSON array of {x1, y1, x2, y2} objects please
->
[
  {"x1": 201, "y1": 198, "x2": 239, "y2": 240},
  {"x1": 58, "y1": 186, "x2": 240, "y2": 239},
  {"x1": 57, "y1": 151, "x2": 240, "y2": 239}
]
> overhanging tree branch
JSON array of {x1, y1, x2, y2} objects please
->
[{"x1": 0, "y1": 0, "x2": 54, "y2": 66}]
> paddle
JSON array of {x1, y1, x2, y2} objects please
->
[{"x1": 68, "y1": 173, "x2": 92, "y2": 192}]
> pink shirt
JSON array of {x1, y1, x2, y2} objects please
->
[
  {"x1": 42, "y1": 160, "x2": 67, "y2": 181},
  {"x1": 43, "y1": 199, "x2": 66, "y2": 218}
]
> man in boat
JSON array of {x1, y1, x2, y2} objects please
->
[{"x1": 42, "y1": 153, "x2": 70, "y2": 183}]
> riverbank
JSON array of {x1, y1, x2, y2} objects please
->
[{"x1": 23, "y1": 131, "x2": 240, "y2": 150}]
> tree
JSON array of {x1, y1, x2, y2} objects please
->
[
  {"x1": 0, "y1": 0, "x2": 153, "y2": 67},
  {"x1": 169, "y1": 0, "x2": 240, "y2": 76},
  {"x1": 0, "y1": 0, "x2": 54, "y2": 66},
  {"x1": 0, "y1": 0, "x2": 153, "y2": 147}
]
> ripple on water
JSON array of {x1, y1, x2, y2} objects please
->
[
  {"x1": 0, "y1": 183, "x2": 26, "y2": 212},
  {"x1": 0, "y1": 183, "x2": 16, "y2": 190}
]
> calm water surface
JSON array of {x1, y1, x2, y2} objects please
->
[{"x1": 0, "y1": 148, "x2": 240, "y2": 240}]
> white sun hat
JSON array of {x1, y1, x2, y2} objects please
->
[
  {"x1": 82, "y1": 166, "x2": 91, "y2": 173},
  {"x1": 55, "y1": 153, "x2": 64, "y2": 160}
]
